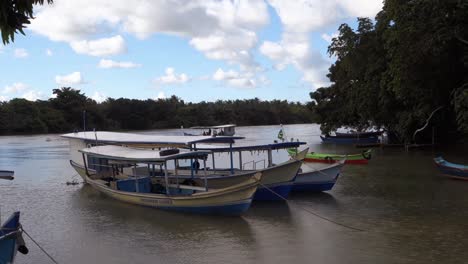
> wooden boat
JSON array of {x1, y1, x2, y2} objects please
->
[
  {"x1": 0, "y1": 170, "x2": 14, "y2": 180},
  {"x1": 62, "y1": 131, "x2": 306, "y2": 201},
  {"x1": 0, "y1": 212, "x2": 28, "y2": 263},
  {"x1": 334, "y1": 131, "x2": 383, "y2": 138},
  {"x1": 434, "y1": 157, "x2": 468, "y2": 180},
  {"x1": 184, "y1": 124, "x2": 236, "y2": 136},
  {"x1": 287, "y1": 149, "x2": 372, "y2": 165},
  {"x1": 320, "y1": 135, "x2": 380, "y2": 144},
  {"x1": 293, "y1": 160, "x2": 346, "y2": 192},
  {"x1": 191, "y1": 143, "x2": 307, "y2": 201},
  {"x1": 72, "y1": 145, "x2": 261, "y2": 215}
]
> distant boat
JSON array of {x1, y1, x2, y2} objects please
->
[
  {"x1": 434, "y1": 157, "x2": 468, "y2": 180},
  {"x1": 334, "y1": 131, "x2": 383, "y2": 138},
  {"x1": 0, "y1": 170, "x2": 14, "y2": 180},
  {"x1": 0, "y1": 212, "x2": 28, "y2": 263},
  {"x1": 184, "y1": 124, "x2": 236, "y2": 136},
  {"x1": 288, "y1": 149, "x2": 372, "y2": 165},
  {"x1": 320, "y1": 135, "x2": 380, "y2": 144},
  {"x1": 293, "y1": 160, "x2": 346, "y2": 192}
]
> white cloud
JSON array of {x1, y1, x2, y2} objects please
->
[
  {"x1": 55, "y1": 72, "x2": 84, "y2": 86},
  {"x1": 2, "y1": 82, "x2": 28, "y2": 94},
  {"x1": 261, "y1": 0, "x2": 383, "y2": 89},
  {"x1": 321, "y1": 32, "x2": 339, "y2": 44},
  {"x1": 155, "y1": 91, "x2": 166, "y2": 100},
  {"x1": 46, "y1": 49, "x2": 53, "y2": 56},
  {"x1": 21, "y1": 90, "x2": 44, "y2": 101},
  {"x1": 70, "y1": 35, "x2": 126, "y2": 56},
  {"x1": 29, "y1": 1, "x2": 269, "y2": 69},
  {"x1": 154, "y1": 68, "x2": 190, "y2": 84},
  {"x1": 212, "y1": 68, "x2": 256, "y2": 88},
  {"x1": 98, "y1": 59, "x2": 141, "y2": 69},
  {"x1": 0, "y1": 95, "x2": 9, "y2": 101},
  {"x1": 14, "y1": 48, "x2": 28, "y2": 58},
  {"x1": 91, "y1": 91, "x2": 107, "y2": 103}
]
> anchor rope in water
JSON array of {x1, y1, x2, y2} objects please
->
[
  {"x1": 258, "y1": 182, "x2": 364, "y2": 232},
  {"x1": 21, "y1": 227, "x2": 60, "y2": 264}
]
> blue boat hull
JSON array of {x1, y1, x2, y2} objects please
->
[
  {"x1": 292, "y1": 161, "x2": 344, "y2": 192},
  {"x1": 253, "y1": 183, "x2": 293, "y2": 201},
  {"x1": 321, "y1": 136, "x2": 379, "y2": 144},
  {"x1": 434, "y1": 157, "x2": 468, "y2": 179},
  {"x1": 0, "y1": 212, "x2": 20, "y2": 264},
  {"x1": 158, "y1": 199, "x2": 252, "y2": 216},
  {"x1": 292, "y1": 181, "x2": 336, "y2": 192}
]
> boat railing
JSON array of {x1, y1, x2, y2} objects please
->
[
  {"x1": 254, "y1": 160, "x2": 266, "y2": 170},
  {"x1": 242, "y1": 160, "x2": 255, "y2": 170}
]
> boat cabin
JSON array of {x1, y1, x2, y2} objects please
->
[{"x1": 79, "y1": 145, "x2": 214, "y2": 195}]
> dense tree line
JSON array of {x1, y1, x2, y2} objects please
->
[
  {"x1": 310, "y1": 0, "x2": 468, "y2": 143},
  {"x1": 0, "y1": 88, "x2": 315, "y2": 135}
]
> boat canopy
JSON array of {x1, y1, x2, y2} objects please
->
[
  {"x1": 62, "y1": 131, "x2": 243, "y2": 146},
  {"x1": 191, "y1": 141, "x2": 306, "y2": 152},
  {"x1": 79, "y1": 145, "x2": 211, "y2": 162},
  {"x1": 190, "y1": 124, "x2": 236, "y2": 129}
]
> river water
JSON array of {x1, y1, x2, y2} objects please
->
[{"x1": 1, "y1": 124, "x2": 467, "y2": 264}]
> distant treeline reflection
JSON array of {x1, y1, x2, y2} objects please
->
[{"x1": 0, "y1": 88, "x2": 315, "y2": 134}]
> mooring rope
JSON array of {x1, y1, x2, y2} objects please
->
[
  {"x1": 258, "y1": 183, "x2": 364, "y2": 232},
  {"x1": 22, "y1": 227, "x2": 60, "y2": 264}
]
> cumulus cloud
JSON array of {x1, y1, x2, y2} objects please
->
[
  {"x1": 21, "y1": 90, "x2": 44, "y2": 101},
  {"x1": 55, "y1": 72, "x2": 84, "y2": 86},
  {"x1": 212, "y1": 68, "x2": 257, "y2": 88},
  {"x1": 321, "y1": 32, "x2": 339, "y2": 44},
  {"x1": 155, "y1": 91, "x2": 166, "y2": 100},
  {"x1": 260, "y1": 0, "x2": 383, "y2": 89},
  {"x1": 91, "y1": 91, "x2": 107, "y2": 103},
  {"x1": 154, "y1": 68, "x2": 189, "y2": 84},
  {"x1": 0, "y1": 95, "x2": 8, "y2": 101},
  {"x1": 46, "y1": 49, "x2": 53, "y2": 56},
  {"x1": 70, "y1": 35, "x2": 126, "y2": 56},
  {"x1": 2, "y1": 82, "x2": 28, "y2": 94},
  {"x1": 14, "y1": 48, "x2": 28, "y2": 58},
  {"x1": 98, "y1": 59, "x2": 141, "y2": 69},
  {"x1": 29, "y1": 0, "x2": 269, "y2": 69}
]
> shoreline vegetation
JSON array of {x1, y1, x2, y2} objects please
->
[
  {"x1": 0, "y1": 88, "x2": 316, "y2": 136},
  {"x1": 309, "y1": 1, "x2": 468, "y2": 144}
]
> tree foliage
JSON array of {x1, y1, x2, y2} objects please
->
[
  {"x1": 311, "y1": 0, "x2": 468, "y2": 143},
  {"x1": 0, "y1": 0, "x2": 53, "y2": 44},
  {"x1": 0, "y1": 88, "x2": 315, "y2": 135}
]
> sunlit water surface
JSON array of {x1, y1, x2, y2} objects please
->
[{"x1": 1, "y1": 124, "x2": 467, "y2": 264}]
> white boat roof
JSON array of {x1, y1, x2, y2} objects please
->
[
  {"x1": 61, "y1": 131, "x2": 243, "y2": 146},
  {"x1": 192, "y1": 141, "x2": 306, "y2": 152},
  {"x1": 190, "y1": 124, "x2": 236, "y2": 129},
  {"x1": 79, "y1": 145, "x2": 211, "y2": 162}
]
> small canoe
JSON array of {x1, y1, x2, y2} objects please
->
[
  {"x1": 434, "y1": 157, "x2": 468, "y2": 180},
  {"x1": 288, "y1": 149, "x2": 372, "y2": 165},
  {"x1": 334, "y1": 131, "x2": 383, "y2": 138},
  {"x1": 320, "y1": 135, "x2": 380, "y2": 144},
  {"x1": 292, "y1": 160, "x2": 346, "y2": 192},
  {"x1": 0, "y1": 212, "x2": 28, "y2": 264},
  {"x1": 0, "y1": 170, "x2": 14, "y2": 180}
]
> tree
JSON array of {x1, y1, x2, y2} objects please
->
[
  {"x1": 311, "y1": 0, "x2": 468, "y2": 143},
  {"x1": 0, "y1": 0, "x2": 53, "y2": 44}
]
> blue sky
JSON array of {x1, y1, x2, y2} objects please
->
[{"x1": 0, "y1": 0, "x2": 382, "y2": 103}]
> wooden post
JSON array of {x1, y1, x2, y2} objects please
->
[
  {"x1": 239, "y1": 151, "x2": 243, "y2": 169},
  {"x1": 203, "y1": 158, "x2": 208, "y2": 192},
  {"x1": 134, "y1": 164, "x2": 139, "y2": 193},
  {"x1": 211, "y1": 153, "x2": 216, "y2": 171},
  {"x1": 229, "y1": 143, "x2": 234, "y2": 175},
  {"x1": 174, "y1": 159, "x2": 179, "y2": 188},
  {"x1": 164, "y1": 161, "x2": 170, "y2": 195},
  {"x1": 267, "y1": 149, "x2": 273, "y2": 167}
]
